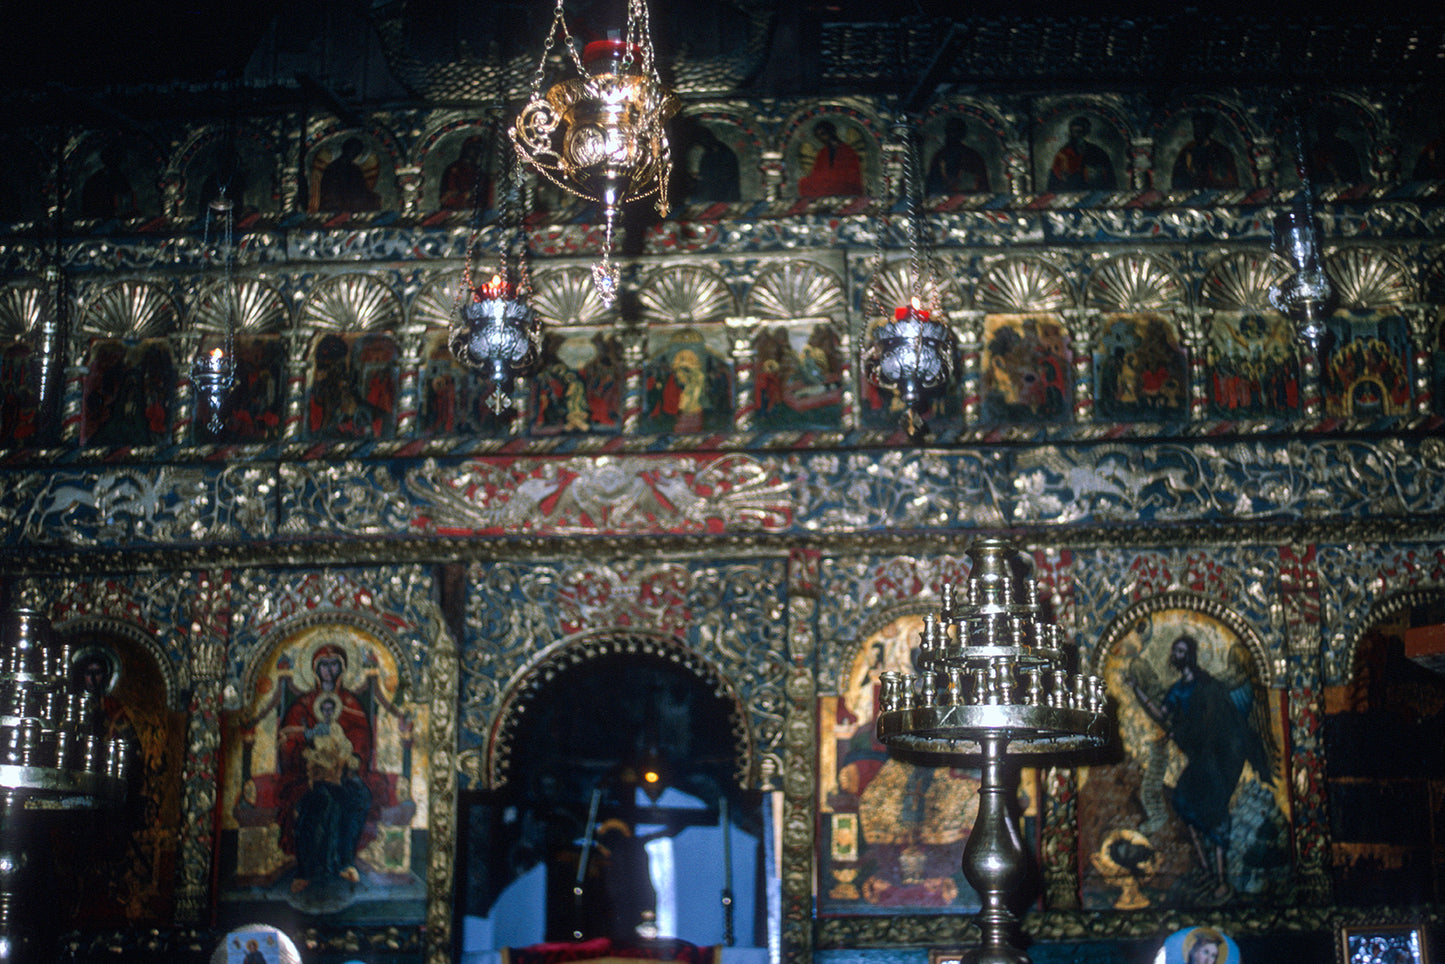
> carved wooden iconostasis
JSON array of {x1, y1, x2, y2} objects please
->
[{"x1": 4, "y1": 68, "x2": 1445, "y2": 964}]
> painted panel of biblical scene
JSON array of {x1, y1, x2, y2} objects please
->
[
  {"x1": 0, "y1": 337, "x2": 39, "y2": 444},
  {"x1": 195, "y1": 334, "x2": 286, "y2": 443},
  {"x1": 1321, "y1": 308, "x2": 1414, "y2": 417},
  {"x1": 638, "y1": 325, "x2": 735, "y2": 435},
  {"x1": 1204, "y1": 312, "x2": 1300, "y2": 419},
  {"x1": 818, "y1": 612, "x2": 1037, "y2": 914},
  {"x1": 80, "y1": 338, "x2": 176, "y2": 446},
  {"x1": 417, "y1": 329, "x2": 514, "y2": 437},
  {"x1": 51, "y1": 630, "x2": 186, "y2": 924},
  {"x1": 219, "y1": 622, "x2": 429, "y2": 923},
  {"x1": 753, "y1": 321, "x2": 845, "y2": 432},
  {"x1": 1080, "y1": 604, "x2": 1292, "y2": 909},
  {"x1": 305, "y1": 332, "x2": 399, "y2": 441},
  {"x1": 1093, "y1": 313, "x2": 1188, "y2": 422},
  {"x1": 980, "y1": 313, "x2": 1073, "y2": 425},
  {"x1": 529, "y1": 327, "x2": 623, "y2": 436}
]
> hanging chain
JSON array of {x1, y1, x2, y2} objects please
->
[{"x1": 900, "y1": 120, "x2": 940, "y2": 315}]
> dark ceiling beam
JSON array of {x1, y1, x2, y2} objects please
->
[
  {"x1": 296, "y1": 72, "x2": 365, "y2": 129},
  {"x1": 902, "y1": 22, "x2": 964, "y2": 115}
]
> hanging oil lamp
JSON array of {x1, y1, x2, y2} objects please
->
[
  {"x1": 1269, "y1": 108, "x2": 1338, "y2": 354},
  {"x1": 862, "y1": 120, "x2": 956, "y2": 435},
  {"x1": 449, "y1": 144, "x2": 541, "y2": 414},
  {"x1": 191, "y1": 190, "x2": 237, "y2": 436},
  {"x1": 510, "y1": 0, "x2": 678, "y2": 305}
]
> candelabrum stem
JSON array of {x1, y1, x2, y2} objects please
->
[{"x1": 960, "y1": 734, "x2": 1031, "y2": 964}]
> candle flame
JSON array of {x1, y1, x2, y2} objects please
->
[{"x1": 910, "y1": 296, "x2": 921, "y2": 311}]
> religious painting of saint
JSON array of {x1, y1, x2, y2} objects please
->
[
  {"x1": 673, "y1": 115, "x2": 748, "y2": 204},
  {"x1": 305, "y1": 332, "x2": 399, "y2": 441},
  {"x1": 638, "y1": 326, "x2": 734, "y2": 435},
  {"x1": 417, "y1": 330, "x2": 514, "y2": 437},
  {"x1": 529, "y1": 327, "x2": 623, "y2": 436},
  {"x1": 49, "y1": 631, "x2": 186, "y2": 925},
  {"x1": 1305, "y1": 111, "x2": 1364, "y2": 186},
  {"x1": 0, "y1": 338, "x2": 39, "y2": 444},
  {"x1": 922, "y1": 116, "x2": 994, "y2": 196},
  {"x1": 69, "y1": 137, "x2": 162, "y2": 221},
  {"x1": 1204, "y1": 312, "x2": 1300, "y2": 419},
  {"x1": 194, "y1": 334, "x2": 285, "y2": 444},
  {"x1": 80, "y1": 338, "x2": 176, "y2": 447},
  {"x1": 979, "y1": 313, "x2": 1073, "y2": 425},
  {"x1": 307, "y1": 136, "x2": 394, "y2": 213},
  {"x1": 794, "y1": 118, "x2": 869, "y2": 199},
  {"x1": 753, "y1": 321, "x2": 845, "y2": 432},
  {"x1": 819, "y1": 611, "x2": 1035, "y2": 914},
  {"x1": 1093, "y1": 313, "x2": 1188, "y2": 422},
  {"x1": 215, "y1": 925, "x2": 300, "y2": 964},
  {"x1": 431, "y1": 133, "x2": 495, "y2": 213},
  {"x1": 1408, "y1": 108, "x2": 1445, "y2": 180},
  {"x1": 1166, "y1": 112, "x2": 1243, "y2": 192},
  {"x1": 220, "y1": 622, "x2": 428, "y2": 921},
  {"x1": 1320, "y1": 309, "x2": 1414, "y2": 417},
  {"x1": 1152, "y1": 925, "x2": 1242, "y2": 964},
  {"x1": 183, "y1": 133, "x2": 279, "y2": 217},
  {"x1": 1040, "y1": 114, "x2": 1119, "y2": 193},
  {"x1": 1080, "y1": 600, "x2": 1291, "y2": 910}
]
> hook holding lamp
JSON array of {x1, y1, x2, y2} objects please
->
[{"x1": 510, "y1": 0, "x2": 678, "y2": 306}]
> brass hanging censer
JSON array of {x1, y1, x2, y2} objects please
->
[{"x1": 510, "y1": 0, "x2": 678, "y2": 306}]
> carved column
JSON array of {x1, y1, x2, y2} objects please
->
[
  {"x1": 1004, "y1": 140, "x2": 1031, "y2": 196},
  {"x1": 1404, "y1": 304, "x2": 1434, "y2": 416},
  {"x1": 396, "y1": 330, "x2": 426, "y2": 439},
  {"x1": 1279, "y1": 545, "x2": 1332, "y2": 902},
  {"x1": 175, "y1": 569, "x2": 229, "y2": 922},
  {"x1": 423, "y1": 604, "x2": 461, "y2": 964},
  {"x1": 955, "y1": 308, "x2": 985, "y2": 425},
  {"x1": 1128, "y1": 138, "x2": 1154, "y2": 191},
  {"x1": 173, "y1": 329, "x2": 203, "y2": 447},
  {"x1": 281, "y1": 327, "x2": 312, "y2": 442},
  {"x1": 726, "y1": 316, "x2": 760, "y2": 434},
  {"x1": 1180, "y1": 307, "x2": 1210, "y2": 423},
  {"x1": 1067, "y1": 308, "x2": 1095, "y2": 424},
  {"x1": 781, "y1": 548, "x2": 819, "y2": 964},
  {"x1": 620, "y1": 321, "x2": 647, "y2": 436}
]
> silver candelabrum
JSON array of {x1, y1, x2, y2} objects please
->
[
  {"x1": 876, "y1": 538, "x2": 1112, "y2": 964},
  {"x1": 0, "y1": 608, "x2": 128, "y2": 963}
]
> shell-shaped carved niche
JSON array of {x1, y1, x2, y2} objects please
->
[
  {"x1": 191, "y1": 278, "x2": 289, "y2": 334},
  {"x1": 745, "y1": 260, "x2": 846, "y2": 319},
  {"x1": 975, "y1": 257, "x2": 1073, "y2": 312},
  {"x1": 867, "y1": 259, "x2": 967, "y2": 316},
  {"x1": 79, "y1": 280, "x2": 178, "y2": 338},
  {"x1": 0, "y1": 284, "x2": 48, "y2": 337},
  {"x1": 1326, "y1": 247, "x2": 1413, "y2": 308},
  {"x1": 1201, "y1": 252, "x2": 1287, "y2": 310},
  {"x1": 1087, "y1": 255, "x2": 1185, "y2": 311},
  {"x1": 530, "y1": 266, "x2": 612, "y2": 326},
  {"x1": 638, "y1": 264, "x2": 735, "y2": 323},
  {"x1": 410, "y1": 271, "x2": 464, "y2": 331},
  {"x1": 299, "y1": 273, "x2": 402, "y2": 332}
]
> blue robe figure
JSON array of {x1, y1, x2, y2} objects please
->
[{"x1": 1129, "y1": 633, "x2": 1276, "y2": 901}]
